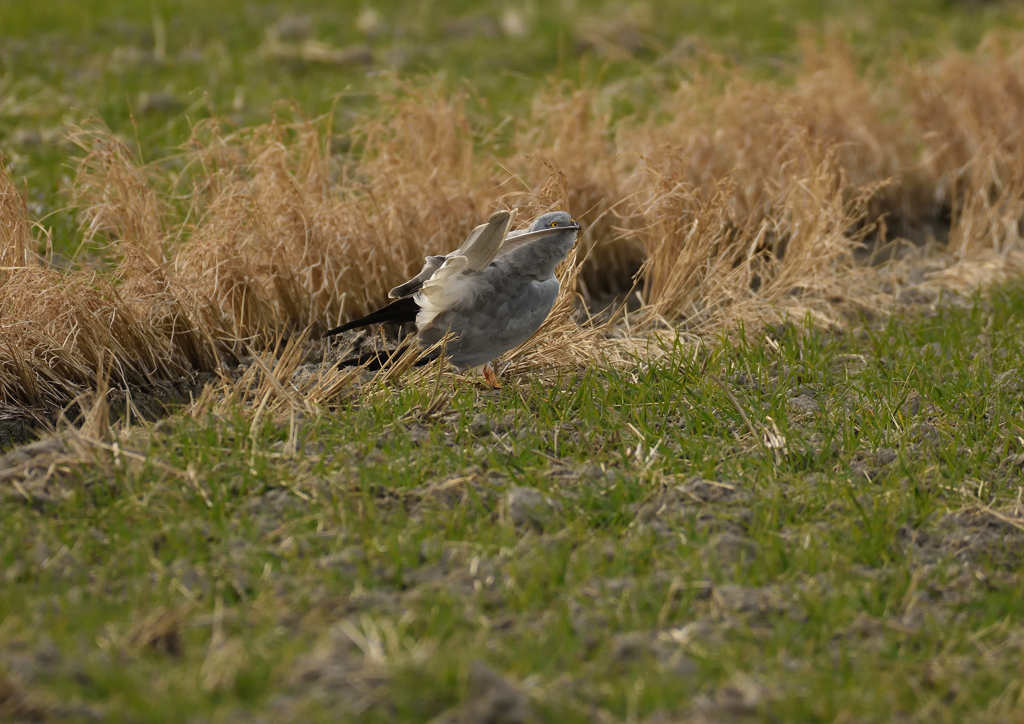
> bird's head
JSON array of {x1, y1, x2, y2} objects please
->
[{"x1": 529, "y1": 211, "x2": 580, "y2": 233}]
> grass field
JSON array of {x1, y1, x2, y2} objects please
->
[{"x1": 4, "y1": 1, "x2": 1024, "y2": 722}]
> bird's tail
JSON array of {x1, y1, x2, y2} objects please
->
[
  {"x1": 322, "y1": 296, "x2": 419, "y2": 338},
  {"x1": 336, "y1": 350, "x2": 440, "y2": 370}
]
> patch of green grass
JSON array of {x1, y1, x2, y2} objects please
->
[{"x1": 4, "y1": 283, "x2": 1024, "y2": 721}]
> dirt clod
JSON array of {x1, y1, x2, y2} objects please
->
[
  {"x1": 0, "y1": 669, "x2": 49, "y2": 721},
  {"x1": 787, "y1": 394, "x2": 820, "y2": 415},
  {"x1": 460, "y1": 661, "x2": 532, "y2": 724},
  {"x1": 505, "y1": 486, "x2": 559, "y2": 532}
]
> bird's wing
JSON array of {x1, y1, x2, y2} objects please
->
[
  {"x1": 414, "y1": 254, "x2": 490, "y2": 329},
  {"x1": 456, "y1": 209, "x2": 516, "y2": 271},
  {"x1": 494, "y1": 235, "x2": 537, "y2": 259},
  {"x1": 414, "y1": 211, "x2": 516, "y2": 327},
  {"x1": 388, "y1": 255, "x2": 446, "y2": 299},
  {"x1": 387, "y1": 210, "x2": 514, "y2": 299}
]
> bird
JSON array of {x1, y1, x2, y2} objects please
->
[{"x1": 323, "y1": 209, "x2": 581, "y2": 383}]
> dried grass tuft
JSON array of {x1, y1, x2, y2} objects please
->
[
  {"x1": 0, "y1": 156, "x2": 205, "y2": 425},
  {"x1": 909, "y1": 36, "x2": 1024, "y2": 262},
  {"x1": 634, "y1": 138, "x2": 884, "y2": 332}
]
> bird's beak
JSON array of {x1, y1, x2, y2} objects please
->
[{"x1": 511, "y1": 221, "x2": 582, "y2": 242}]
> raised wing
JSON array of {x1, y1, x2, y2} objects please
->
[
  {"x1": 414, "y1": 255, "x2": 483, "y2": 329},
  {"x1": 389, "y1": 255, "x2": 446, "y2": 299},
  {"x1": 387, "y1": 209, "x2": 515, "y2": 300},
  {"x1": 456, "y1": 209, "x2": 516, "y2": 271}
]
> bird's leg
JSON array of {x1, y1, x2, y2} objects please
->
[{"x1": 482, "y1": 362, "x2": 500, "y2": 387}]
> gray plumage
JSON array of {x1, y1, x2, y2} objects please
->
[
  {"x1": 415, "y1": 211, "x2": 580, "y2": 368},
  {"x1": 326, "y1": 210, "x2": 580, "y2": 371}
]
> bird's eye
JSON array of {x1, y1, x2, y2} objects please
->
[{"x1": 550, "y1": 221, "x2": 558, "y2": 228}]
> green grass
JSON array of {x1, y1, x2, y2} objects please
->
[{"x1": 5, "y1": 285, "x2": 1024, "y2": 721}]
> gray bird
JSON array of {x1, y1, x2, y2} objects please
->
[{"x1": 324, "y1": 210, "x2": 581, "y2": 381}]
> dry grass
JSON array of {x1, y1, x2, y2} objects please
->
[
  {"x1": 910, "y1": 36, "x2": 1024, "y2": 264},
  {"x1": 514, "y1": 83, "x2": 646, "y2": 304},
  {"x1": 632, "y1": 134, "x2": 887, "y2": 330},
  {"x1": 0, "y1": 160, "x2": 204, "y2": 425},
  {"x1": 4, "y1": 34, "x2": 1024, "y2": 423}
]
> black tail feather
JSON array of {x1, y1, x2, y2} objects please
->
[
  {"x1": 322, "y1": 296, "x2": 419, "y2": 338},
  {"x1": 336, "y1": 350, "x2": 441, "y2": 370}
]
